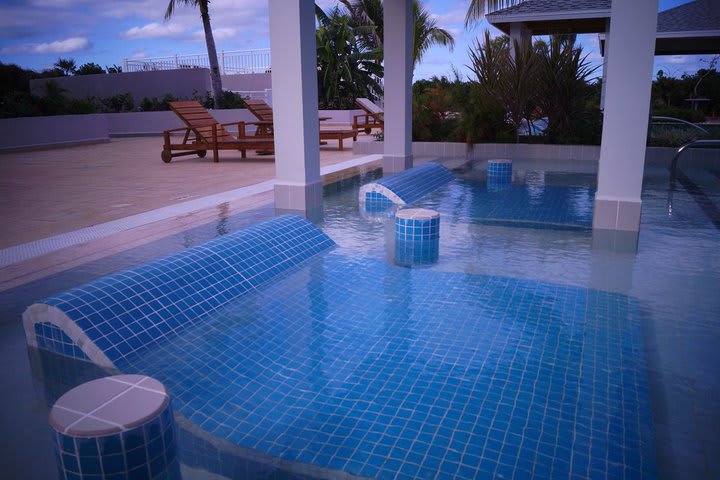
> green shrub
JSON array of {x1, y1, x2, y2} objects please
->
[{"x1": 100, "y1": 93, "x2": 134, "y2": 112}]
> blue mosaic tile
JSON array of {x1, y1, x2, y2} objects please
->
[
  {"x1": 421, "y1": 175, "x2": 595, "y2": 230},
  {"x1": 487, "y1": 159, "x2": 513, "y2": 180},
  {"x1": 54, "y1": 399, "x2": 179, "y2": 480},
  {"x1": 26, "y1": 215, "x2": 336, "y2": 367},
  {"x1": 361, "y1": 163, "x2": 455, "y2": 207},
  {"x1": 49, "y1": 376, "x2": 179, "y2": 480},
  {"x1": 121, "y1": 251, "x2": 657, "y2": 480},
  {"x1": 35, "y1": 323, "x2": 89, "y2": 361}
]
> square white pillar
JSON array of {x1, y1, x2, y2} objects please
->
[
  {"x1": 383, "y1": 0, "x2": 413, "y2": 173},
  {"x1": 509, "y1": 22, "x2": 531, "y2": 60},
  {"x1": 269, "y1": 0, "x2": 322, "y2": 215},
  {"x1": 593, "y1": 0, "x2": 658, "y2": 233},
  {"x1": 600, "y1": 19, "x2": 610, "y2": 111}
]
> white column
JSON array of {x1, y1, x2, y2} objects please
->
[
  {"x1": 269, "y1": 0, "x2": 322, "y2": 214},
  {"x1": 600, "y1": 19, "x2": 610, "y2": 111},
  {"x1": 593, "y1": 0, "x2": 658, "y2": 233},
  {"x1": 383, "y1": 0, "x2": 413, "y2": 173},
  {"x1": 508, "y1": 22, "x2": 530, "y2": 60}
]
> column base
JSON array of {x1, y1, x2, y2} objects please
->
[
  {"x1": 592, "y1": 228, "x2": 639, "y2": 254},
  {"x1": 592, "y1": 197, "x2": 642, "y2": 232},
  {"x1": 274, "y1": 181, "x2": 323, "y2": 219},
  {"x1": 383, "y1": 155, "x2": 413, "y2": 174}
]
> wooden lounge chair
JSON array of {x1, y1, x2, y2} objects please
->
[
  {"x1": 243, "y1": 98, "x2": 358, "y2": 149},
  {"x1": 353, "y1": 98, "x2": 384, "y2": 134},
  {"x1": 162, "y1": 101, "x2": 274, "y2": 163}
]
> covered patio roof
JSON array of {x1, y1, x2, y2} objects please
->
[
  {"x1": 655, "y1": 0, "x2": 720, "y2": 54},
  {"x1": 486, "y1": 0, "x2": 720, "y2": 55},
  {"x1": 486, "y1": 0, "x2": 610, "y2": 35}
]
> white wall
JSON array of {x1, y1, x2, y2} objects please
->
[
  {"x1": 30, "y1": 69, "x2": 212, "y2": 106},
  {"x1": 0, "y1": 115, "x2": 110, "y2": 151}
]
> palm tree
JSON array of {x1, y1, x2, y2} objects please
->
[
  {"x1": 413, "y1": 1, "x2": 454, "y2": 65},
  {"x1": 315, "y1": 5, "x2": 383, "y2": 108},
  {"x1": 340, "y1": 0, "x2": 383, "y2": 51},
  {"x1": 465, "y1": 0, "x2": 510, "y2": 28},
  {"x1": 165, "y1": 0, "x2": 223, "y2": 109},
  {"x1": 340, "y1": 0, "x2": 454, "y2": 66},
  {"x1": 54, "y1": 58, "x2": 76, "y2": 76}
]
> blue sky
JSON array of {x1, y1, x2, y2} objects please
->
[{"x1": 0, "y1": 0, "x2": 711, "y2": 81}]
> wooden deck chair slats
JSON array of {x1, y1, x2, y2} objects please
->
[
  {"x1": 163, "y1": 101, "x2": 275, "y2": 163},
  {"x1": 353, "y1": 98, "x2": 384, "y2": 134},
  {"x1": 242, "y1": 98, "x2": 359, "y2": 148},
  {"x1": 243, "y1": 99, "x2": 274, "y2": 122}
]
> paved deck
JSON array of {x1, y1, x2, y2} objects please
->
[{"x1": 0, "y1": 136, "x2": 382, "y2": 291}]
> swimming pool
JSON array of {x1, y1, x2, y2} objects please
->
[{"x1": 2, "y1": 158, "x2": 719, "y2": 479}]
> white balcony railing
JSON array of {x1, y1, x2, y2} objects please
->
[{"x1": 123, "y1": 48, "x2": 271, "y2": 75}]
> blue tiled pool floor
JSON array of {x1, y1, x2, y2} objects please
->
[
  {"x1": 421, "y1": 175, "x2": 596, "y2": 231},
  {"x1": 125, "y1": 250, "x2": 656, "y2": 479}
]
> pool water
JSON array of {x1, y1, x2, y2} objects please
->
[
  {"x1": 4, "y1": 159, "x2": 720, "y2": 479},
  {"x1": 121, "y1": 252, "x2": 653, "y2": 479}
]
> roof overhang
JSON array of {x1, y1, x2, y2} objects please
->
[
  {"x1": 599, "y1": 30, "x2": 720, "y2": 56},
  {"x1": 655, "y1": 30, "x2": 720, "y2": 55},
  {"x1": 487, "y1": 9, "x2": 610, "y2": 35}
]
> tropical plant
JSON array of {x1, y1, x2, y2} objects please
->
[
  {"x1": 467, "y1": 31, "x2": 601, "y2": 143},
  {"x1": 413, "y1": 1, "x2": 454, "y2": 65},
  {"x1": 340, "y1": 0, "x2": 454, "y2": 66},
  {"x1": 465, "y1": 0, "x2": 516, "y2": 27},
  {"x1": 165, "y1": 0, "x2": 223, "y2": 109},
  {"x1": 75, "y1": 62, "x2": 105, "y2": 75},
  {"x1": 340, "y1": 0, "x2": 383, "y2": 52},
  {"x1": 468, "y1": 31, "x2": 529, "y2": 139},
  {"x1": 536, "y1": 36, "x2": 598, "y2": 143},
  {"x1": 315, "y1": 5, "x2": 383, "y2": 109},
  {"x1": 54, "y1": 58, "x2": 76, "y2": 76}
]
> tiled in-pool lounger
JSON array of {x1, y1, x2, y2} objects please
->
[
  {"x1": 22, "y1": 215, "x2": 336, "y2": 369},
  {"x1": 359, "y1": 162, "x2": 455, "y2": 208}
]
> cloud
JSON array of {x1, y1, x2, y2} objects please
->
[
  {"x1": 668, "y1": 55, "x2": 690, "y2": 64},
  {"x1": 192, "y1": 27, "x2": 236, "y2": 42},
  {"x1": 1, "y1": 36, "x2": 91, "y2": 54},
  {"x1": 123, "y1": 23, "x2": 185, "y2": 39},
  {"x1": 34, "y1": 37, "x2": 90, "y2": 53}
]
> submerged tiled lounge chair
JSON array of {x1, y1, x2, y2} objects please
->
[
  {"x1": 353, "y1": 98, "x2": 384, "y2": 134},
  {"x1": 162, "y1": 101, "x2": 275, "y2": 163},
  {"x1": 243, "y1": 98, "x2": 358, "y2": 150}
]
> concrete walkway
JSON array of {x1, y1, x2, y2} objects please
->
[{"x1": 0, "y1": 136, "x2": 382, "y2": 291}]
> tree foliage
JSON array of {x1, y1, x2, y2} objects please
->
[
  {"x1": 76, "y1": 62, "x2": 105, "y2": 75},
  {"x1": 315, "y1": 5, "x2": 383, "y2": 109},
  {"x1": 54, "y1": 58, "x2": 76, "y2": 76},
  {"x1": 339, "y1": 0, "x2": 455, "y2": 66},
  {"x1": 165, "y1": 0, "x2": 223, "y2": 108},
  {"x1": 467, "y1": 30, "x2": 599, "y2": 144}
]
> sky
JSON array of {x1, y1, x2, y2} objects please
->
[{"x1": 0, "y1": 0, "x2": 712, "y2": 82}]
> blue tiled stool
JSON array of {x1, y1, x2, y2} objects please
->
[
  {"x1": 49, "y1": 375, "x2": 180, "y2": 480},
  {"x1": 487, "y1": 159, "x2": 513, "y2": 183},
  {"x1": 394, "y1": 208, "x2": 440, "y2": 266}
]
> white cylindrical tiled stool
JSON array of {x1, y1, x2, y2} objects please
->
[
  {"x1": 487, "y1": 159, "x2": 513, "y2": 184},
  {"x1": 394, "y1": 208, "x2": 440, "y2": 266},
  {"x1": 49, "y1": 375, "x2": 180, "y2": 480}
]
